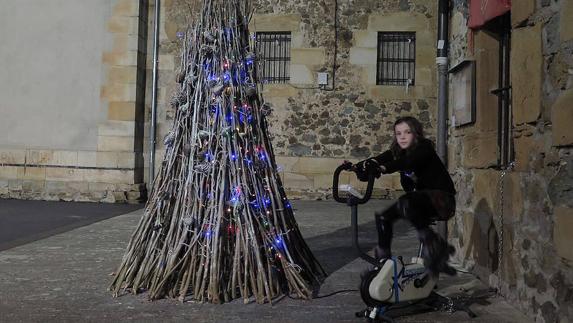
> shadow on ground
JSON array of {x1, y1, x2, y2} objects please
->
[{"x1": 0, "y1": 198, "x2": 143, "y2": 251}]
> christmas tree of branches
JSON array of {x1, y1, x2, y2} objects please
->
[{"x1": 110, "y1": 0, "x2": 326, "y2": 304}]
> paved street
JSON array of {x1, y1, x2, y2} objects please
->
[{"x1": 0, "y1": 200, "x2": 531, "y2": 322}]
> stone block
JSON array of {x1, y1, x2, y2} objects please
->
[
  {"x1": 290, "y1": 64, "x2": 314, "y2": 84},
  {"x1": 98, "y1": 120, "x2": 135, "y2": 137},
  {"x1": 416, "y1": 46, "x2": 436, "y2": 68},
  {"x1": 164, "y1": 20, "x2": 180, "y2": 41},
  {"x1": 52, "y1": 150, "x2": 78, "y2": 167},
  {"x1": 291, "y1": 48, "x2": 326, "y2": 66},
  {"x1": 473, "y1": 169, "x2": 499, "y2": 212},
  {"x1": 100, "y1": 84, "x2": 137, "y2": 102},
  {"x1": 26, "y1": 150, "x2": 53, "y2": 165},
  {"x1": 353, "y1": 30, "x2": 376, "y2": 47},
  {"x1": 369, "y1": 84, "x2": 434, "y2": 100},
  {"x1": 22, "y1": 180, "x2": 45, "y2": 192},
  {"x1": 461, "y1": 211, "x2": 476, "y2": 258},
  {"x1": 361, "y1": 66, "x2": 376, "y2": 85},
  {"x1": 127, "y1": 190, "x2": 143, "y2": 200},
  {"x1": 108, "y1": 66, "x2": 138, "y2": 84},
  {"x1": 23, "y1": 167, "x2": 46, "y2": 181},
  {"x1": 514, "y1": 134, "x2": 543, "y2": 172},
  {"x1": 77, "y1": 151, "x2": 97, "y2": 167},
  {"x1": 368, "y1": 12, "x2": 429, "y2": 31},
  {"x1": 474, "y1": 31, "x2": 500, "y2": 132},
  {"x1": 45, "y1": 181, "x2": 67, "y2": 193},
  {"x1": 158, "y1": 55, "x2": 175, "y2": 70},
  {"x1": 66, "y1": 181, "x2": 89, "y2": 193},
  {"x1": 96, "y1": 151, "x2": 119, "y2": 168},
  {"x1": 462, "y1": 132, "x2": 498, "y2": 168},
  {"x1": 349, "y1": 47, "x2": 376, "y2": 65},
  {"x1": 512, "y1": 24, "x2": 542, "y2": 125},
  {"x1": 97, "y1": 136, "x2": 134, "y2": 152},
  {"x1": 117, "y1": 152, "x2": 136, "y2": 168},
  {"x1": 503, "y1": 173, "x2": 524, "y2": 221},
  {"x1": 554, "y1": 206, "x2": 573, "y2": 261},
  {"x1": 561, "y1": 0, "x2": 573, "y2": 42},
  {"x1": 113, "y1": 0, "x2": 140, "y2": 17},
  {"x1": 102, "y1": 50, "x2": 138, "y2": 66},
  {"x1": 89, "y1": 191, "x2": 107, "y2": 201},
  {"x1": 88, "y1": 182, "x2": 117, "y2": 192},
  {"x1": 108, "y1": 102, "x2": 136, "y2": 121},
  {"x1": 249, "y1": 14, "x2": 301, "y2": 32},
  {"x1": 551, "y1": 88, "x2": 573, "y2": 146},
  {"x1": 45, "y1": 168, "x2": 84, "y2": 182},
  {"x1": 0, "y1": 166, "x2": 23, "y2": 180},
  {"x1": 107, "y1": 16, "x2": 139, "y2": 34},
  {"x1": 83, "y1": 169, "x2": 134, "y2": 184},
  {"x1": 293, "y1": 157, "x2": 344, "y2": 175},
  {"x1": 511, "y1": 0, "x2": 535, "y2": 26},
  {"x1": 113, "y1": 191, "x2": 128, "y2": 202},
  {"x1": 261, "y1": 84, "x2": 299, "y2": 98},
  {"x1": 415, "y1": 67, "x2": 434, "y2": 86},
  {"x1": 275, "y1": 156, "x2": 299, "y2": 173},
  {"x1": 313, "y1": 174, "x2": 333, "y2": 190},
  {"x1": 0, "y1": 149, "x2": 26, "y2": 164},
  {"x1": 291, "y1": 31, "x2": 304, "y2": 48},
  {"x1": 283, "y1": 172, "x2": 313, "y2": 189},
  {"x1": 415, "y1": 30, "x2": 435, "y2": 47}
]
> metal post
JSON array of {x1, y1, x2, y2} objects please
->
[
  {"x1": 436, "y1": 0, "x2": 449, "y2": 240},
  {"x1": 149, "y1": 0, "x2": 160, "y2": 186}
]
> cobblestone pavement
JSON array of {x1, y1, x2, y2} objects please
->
[{"x1": 0, "y1": 200, "x2": 531, "y2": 322}]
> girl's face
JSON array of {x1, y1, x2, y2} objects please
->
[{"x1": 394, "y1": 122, "x2": 414, "y2": 149}]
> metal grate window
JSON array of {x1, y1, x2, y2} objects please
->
[
  {"x1": 255, "y1": 32, "x2": 291, "y2": 84},
  {"x1": 376, "y1": 32, "x2": 416, "y2": 86}
]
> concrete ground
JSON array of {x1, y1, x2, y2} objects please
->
[{"x1": 0, "y1": 200, "x2": 531, "y2": 322}]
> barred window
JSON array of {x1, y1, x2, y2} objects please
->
[
  {"x1": 255, "y1": 32, "x2": 291, "y2": 84},
  {"x1": 376, "y1": 32, "x2": 416, "y2": 86}
]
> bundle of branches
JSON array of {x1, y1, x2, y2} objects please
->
[{"x1": 110, "y1": 0, "x2": 326, "y2": 304}]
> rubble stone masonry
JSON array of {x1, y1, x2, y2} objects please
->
[{"x1": 448, "y1": 1, "x2": 573, "y2": 321}]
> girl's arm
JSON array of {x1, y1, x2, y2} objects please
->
[{"x1": 378, "y1": 139, "x2": 434, "y2": 173}]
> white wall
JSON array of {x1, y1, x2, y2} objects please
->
[{"x1": 0, "y1": 0, "x2": 113, "y2": 150}]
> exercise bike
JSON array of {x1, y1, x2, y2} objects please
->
[{"x1": 332, "y1": 161, "x2": 441, "y2": 322}]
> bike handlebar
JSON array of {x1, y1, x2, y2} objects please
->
[{"x1": 332, "y1": 161, "x2": 376, "y2": 205}]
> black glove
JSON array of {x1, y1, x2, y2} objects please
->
[{"x1": 354, "y1": 158, "x2": 382, "y2": 182}]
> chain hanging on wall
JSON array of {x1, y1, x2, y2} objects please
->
[{"x1": 496, "y1": 161, "x2": 515, "y2": 295}]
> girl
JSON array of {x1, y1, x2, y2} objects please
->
[{"x1": 355, "y1": 116, "x2": 457, "y2": 276}]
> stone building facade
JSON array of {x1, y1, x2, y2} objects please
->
[
  {"x1": 0, "y1": 0, "x2": 437, "y2": 201},
  {"x1": 0, "y1": 0, "x2": 148, "y2": 203},
  {"x1": 157, "y1": 0, "x2": 439, "y2": 198},
  {"x1": 447, "y1": 1, "x2": 573, "y2": 321}
]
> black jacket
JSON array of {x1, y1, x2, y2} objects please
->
[{"x1": 373, "y1": 138, "x2": 456, "y2": 194}]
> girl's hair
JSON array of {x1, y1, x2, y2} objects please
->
[{"x1": 390, "y1": 116, "x2": 425, "y2": 157}]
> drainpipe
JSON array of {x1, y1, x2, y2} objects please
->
[
  {"x1": 436, "y1": 0, "x2": 449, "y2": 240},
  {"x1": 149, "y1": 0, "x2": 160, "y2": 186}
]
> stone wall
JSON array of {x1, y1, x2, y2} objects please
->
[
  {"x1": 448, "y1": 1, "x2": 573, "y2": 322},
  {"x1": 0, "y1": 0, "x2": 148, "y2": 203},
  {"x1": 150, "y1": 0, "x2": 438, "y2": 198}
]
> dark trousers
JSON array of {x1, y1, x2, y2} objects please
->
[{"x1": 375, "y1": 190, "x2": 455, "y2": 268}]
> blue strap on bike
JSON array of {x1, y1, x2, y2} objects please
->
[{"x1": 392, "y1": 256, "x2": 400, "y2": 303}]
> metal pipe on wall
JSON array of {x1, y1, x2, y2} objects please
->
[
  {"x1": 436, "y1": 0, "x2": 449, "y2": 240},
  {"x1": 149, "y1": 0, "x2": 160, "y2": 186}
]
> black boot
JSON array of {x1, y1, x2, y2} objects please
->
[
  {"x1": 374, "y1": 246, "x2": 392, "y2": 260},
  {"x1": 419, "y1": 229, "x2": 457, "y2": 276}
]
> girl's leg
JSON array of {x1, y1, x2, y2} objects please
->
[
  {"x1": 374, "y1": 202, "x2": 400, "y2": 259},
  {"x1": 400, "y1": 191, "x2": 456, "y2": 276}
]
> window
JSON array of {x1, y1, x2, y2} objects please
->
[
  {"x1": 255, "y1": 32, "x2": 291, "y2": 84},
  {"x1": 376, "y1": 32, "x2": 416, "y2": 86},
  {"x1": 485, "y1": 13, "x2": 514, "y2": 168}
]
